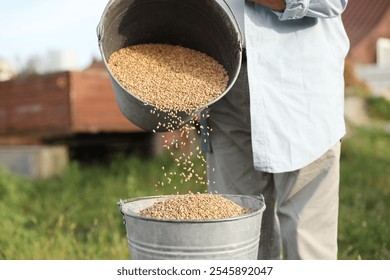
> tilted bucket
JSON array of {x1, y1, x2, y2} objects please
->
[
  {"x1": 97, "y1": 0, "x2": 243, "y2": 132},
  {"x1": 118, "y1": 194, "x2": 265, "y2": 260}
]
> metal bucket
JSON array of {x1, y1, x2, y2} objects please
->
[
  {"x1": 97, "y1": 0, "x2": 243, "y2": 132},
  {"x1": 118, "y1": 194, "x2": 265, "y2": 260}
]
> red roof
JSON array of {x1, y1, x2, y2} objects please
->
[{"x1": 343, "y1": 0, "x2": 390, "y2": 49}]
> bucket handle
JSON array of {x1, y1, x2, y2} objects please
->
[
  {"x1": 96, "y1": 0, "x2": 117, "y2": 42},
  {"x1": 117, "y1": 199, "x2": 127, "y2": 225},
  {"x1": 221, "y1": 0, "x2": 244, "y2": 50}
]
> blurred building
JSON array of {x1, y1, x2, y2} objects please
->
[
  {"x1": 343, "y1": 0, "x2": 390, "y2": 64},
  {"x1": 343, "y1": 0, "x2": 390, "y2": 96},
  {"x1": 0, "y1": 61, "x2": 142, "y2": 139},
  {"x1": 0, "y1": 60, "x2": 154, "y2": 178}
]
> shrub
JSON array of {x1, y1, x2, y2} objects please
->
[{"x1": 367, "y1": 96, "x2": 390, "y2": 120}]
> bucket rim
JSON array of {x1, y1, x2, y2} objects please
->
[{"x1": 118, "y1": 194, "x2": 265, "y2": 224}]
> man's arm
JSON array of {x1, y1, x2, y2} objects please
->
[
  {"x1": 248, "y1": 0, "x2": 348, "y2": 20},
  {"x1": 248, "y1": 0, "x2": 286, "y2": 12}
]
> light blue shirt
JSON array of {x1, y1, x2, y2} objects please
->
[{"x1": 221, "y1": 0, "x2": 350, "y2": 173}]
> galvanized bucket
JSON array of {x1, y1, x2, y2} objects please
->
[
  {"x1": 97, "y1": 0, "x2": 243, "y2": 132},
  {"x1": 118, "y1": 194, "x2": 265, "y2": 260}
]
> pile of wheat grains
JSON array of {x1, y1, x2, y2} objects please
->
[
  {"x1": 139, "y1": 193, "x2": 247, "y2": 220},
  {"x1": 107, "y1": 43, "x2": 228, "y2": 112}
]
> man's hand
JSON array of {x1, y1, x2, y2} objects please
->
[{"x1": 248, "y1": 0, "x2": 286, "y2": 12}]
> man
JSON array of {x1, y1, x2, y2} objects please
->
[{"x1": 205, "y1": 0, "x2": 350, "y2": 259}]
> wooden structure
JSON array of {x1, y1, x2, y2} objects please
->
[{"x1": 0, "y1": 62, "x2": 142, "y2": 142}]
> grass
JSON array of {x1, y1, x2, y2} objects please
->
[
  {"x1": 338, "y1": 126, "x2": 390, "y2": 259},
  {"x1": 0, "y1": 153, "x2": 206, "y2": 260},
  {"x1": 366, "y1": 96, "x2": 390, "y2": 121},
  {"x1": 0, "y1": 127, "x2": 389, "y2": 260}
]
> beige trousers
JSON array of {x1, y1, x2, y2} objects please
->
[{"x1": 206, "y1": 63, "x2": 340, "y2": 259}]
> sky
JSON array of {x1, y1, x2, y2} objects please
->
[{"x1": 0, "y1": 0, "x2": 109, "y2": 71}]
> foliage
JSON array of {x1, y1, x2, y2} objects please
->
[
  {"x1": 344, "y1": 59, "x2": 371, "y2": 98},
  {"x1": 366, "y1": 96, "x2": 390, "y2": 121}
]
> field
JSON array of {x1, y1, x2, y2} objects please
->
[{"x1": 0, "y1": 126, "x2": 389, "y2": 260}]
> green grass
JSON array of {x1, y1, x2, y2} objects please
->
[
  {"x1": 0, "y1": 153, "x2": 207, "y2": 259},
  {"x1": 0, "y1": 127, "x2": 389, "y2": 260},
  {"x1": 366, "y1": 96, "x2": 390, "y2": 121},
  {"x1": 338, "y1": 127, "x2": 390, "y2": 259}
]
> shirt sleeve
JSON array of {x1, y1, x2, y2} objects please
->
[{"x1": 273, "y1": 0, "x2": 348, "y2": 21}]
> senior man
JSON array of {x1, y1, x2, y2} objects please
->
[{"x1": 204, "y1": 0, "x2": 350, "y2": 259}]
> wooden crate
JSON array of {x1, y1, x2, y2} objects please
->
[{"x1": 0, "y1": 64, "x2": 142, "y2": 138}]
